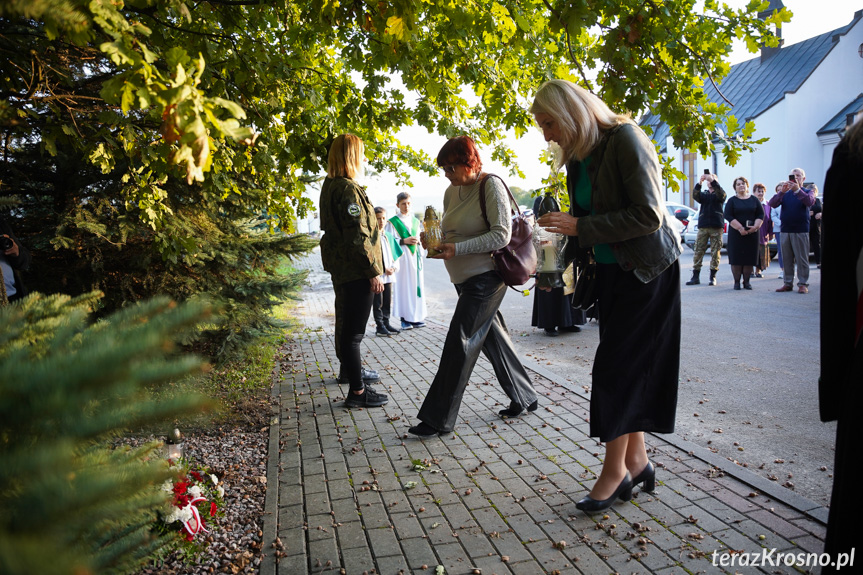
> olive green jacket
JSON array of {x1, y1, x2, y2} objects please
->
[
  {"x1": 319, "y1": 176, "x2": 383, "y2": 286},
  {"x1": 569, "y1": 123, "x2": 682, "y2": 283}
]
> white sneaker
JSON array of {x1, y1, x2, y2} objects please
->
[{"x1": 778, "y1": 272, "x2": 784, "y2": 280}]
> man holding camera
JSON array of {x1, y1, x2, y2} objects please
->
[
  {"x1": 0, "y1": 216, "x2": 30, "y2": 305},
  {"x1": 686, "y1": 171, "x2": 727, "y2": 286},
  {"x1": 768, "y1": 168, "x2": 815, "y2": 294}
]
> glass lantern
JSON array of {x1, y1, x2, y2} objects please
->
[
  {"x1": 533, "y1": 192, "x2": 568, "y2": 289},
  {"x1": 423, "y1": 205, "x2": 443, "y2": 257}
]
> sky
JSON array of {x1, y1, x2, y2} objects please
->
[{"x1": 302, "y1": 0, "x2": 862, "y2": 228}]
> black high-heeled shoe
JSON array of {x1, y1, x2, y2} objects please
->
[
  {"x1": 631, "y1": 461, "x2": 656, "y2": 492},
  {"x1": 498, "y1": 399, "x2": 539, "y2": 418},
  {"x1": 575, "y1": 472, "x2": 633, "y2": 513}
]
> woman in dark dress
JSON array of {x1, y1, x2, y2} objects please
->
[
  {"x1": 723, "y1": 176, "x2": 764, "y2": 290},
  {"x1": 531, "y1": 80, "x2": 681, "y2": 513}
]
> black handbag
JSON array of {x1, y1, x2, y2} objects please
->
[
  {"x1": 565, "y1": 195, "x2": 598, "y2": 311},
  {"x1": 571, "y1": 248, "x2": 597, "y2": 311},
  {"x1": 478, "y1": 174, "x2": 537, "y2": 289}
]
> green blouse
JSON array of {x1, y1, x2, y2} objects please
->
[{"x1": 570, "y1": 158, "x2": 616, "y2": 264}]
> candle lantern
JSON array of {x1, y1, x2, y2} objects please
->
[
  {"x1": 533, "y1": 192, "x2": 568, "y2": 289},
  {"x1": 164, "y1": 427, "x2": 184, "y2": 461},
  {"x1": 423, "y1": 205, "x2": 443, "y2": 257}
]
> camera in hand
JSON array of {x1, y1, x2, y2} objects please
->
[{"x1": 0, "y1": 236, "x2": 13, "y2": 251}]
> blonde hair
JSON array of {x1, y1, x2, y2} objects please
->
[
  {"x1": 531, "y1": 80, "x2": 633, "y2": 163},
  {"x1": 844, "y1": 118, "x2": 863, "y2": 157},
  {"x1": 327, "y1": 134, "x2": 364, "y2": 179}
]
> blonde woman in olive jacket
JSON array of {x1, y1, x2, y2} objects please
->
[{"x1": 532, "y1": 80, "x2": 681, "y2": 514}]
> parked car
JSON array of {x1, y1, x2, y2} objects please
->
[
  {"x1": 665, "y1": 201, "x2": 727, "y2": 249},
  {"x1": 666, "y1": 211, "x2": 685, "y2": 245}
]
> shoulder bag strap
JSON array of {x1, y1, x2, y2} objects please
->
[{"x1": 479, "y1": 174, "x2": 521, "y2": 228}]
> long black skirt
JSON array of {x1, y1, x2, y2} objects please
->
[
  {"x1": 531, "y1": 286, "x2": 575, "y2": 329},
  {"x1": 590, "y1": 261, "x2": 681, "y2": 442}
]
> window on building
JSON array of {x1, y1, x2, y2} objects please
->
[{"x1": 682, "y1": 151, "x2": 697, "y2": 207}]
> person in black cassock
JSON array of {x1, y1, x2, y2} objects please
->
[
  {"x1": 530, "y1": 195, "x2": 583, "y2": 336},
  {"x1": 819, "y1": 118, "x2": 863, "y2": 573}
]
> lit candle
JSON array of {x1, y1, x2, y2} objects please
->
[{"x1": 539, "y1": 244, "x2": 558, "y2": 272}]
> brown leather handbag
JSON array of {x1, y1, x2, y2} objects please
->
[{"x1": 478, "y1": 174, "x2": 537, "y2": 288}]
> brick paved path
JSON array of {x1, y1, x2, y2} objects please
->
[{"x1": 261, "y1": 252, "x2": 827, "y2": 575}]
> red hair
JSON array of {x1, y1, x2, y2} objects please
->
[{"x1": 436, "y1": 136, "x2": 482, "y2": 172}]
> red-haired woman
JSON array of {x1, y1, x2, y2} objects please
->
[{"x1": 407, "y1": 136, "x2": 538, "y2": 437}]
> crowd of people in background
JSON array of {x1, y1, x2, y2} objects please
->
[{"x1": 684, "y1": 167, "x2": 821, "y2": 293}]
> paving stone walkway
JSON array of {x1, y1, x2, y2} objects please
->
[{"x1": 261, "y1": 252, "x2": 827, "y2": 575}]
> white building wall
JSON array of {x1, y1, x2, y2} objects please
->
[
  {"x1": 779, "y1": 17, "x2": 863, "y2": 189},
  {"x1": 747, "y1": 101, "x2": 792, "y2": 196}
]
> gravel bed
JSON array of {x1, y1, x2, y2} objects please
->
[{"x1": 128, "y1": 426, "x2": 269, "y2": 575}]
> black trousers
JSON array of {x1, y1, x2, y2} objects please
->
[
  {"x1": 810, "y1": 224, "x2": 822, "y2": 265},
  {"x1": 417, "y1": 271, "x2": 537, "y2": 432},
  {"x1": 372, "y1": 282, "x2": 392, "y2": 326},
  {"x1": 334, "y1": 277, "x2": 374, "y2": 392}
]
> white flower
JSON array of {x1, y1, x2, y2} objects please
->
[
  {"x1": 216, "y1": 486, "x2": 224, "y2": 498},
  {"x1": 179, "y1": 505, "x2": 194, "y2": 523},
  {"x1": 189, "y1": 485, "x2": 202, "y2": 499},
  {"x1": 166, "y1": 504, "x2": 194, "y2": 524},
  {"x1": 165, "y1": 509, "x2": 181, "y2": 523},
  {"x1": 210, "y1": 474, "x2": 219, "y2": 485},
  {"x1": 161, "y1": 480, "x2": 173, "y2": 493}
]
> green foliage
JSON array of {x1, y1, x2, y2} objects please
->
[
  {"x1": 0, "y1": 292, "x2": 211, "y2": 575},
  {"x1": 0, "y1": 1, "x2": 786, "y2": 347},
  {"x1": 508, "y1": 186, "x2": 535, "y2": 208}
]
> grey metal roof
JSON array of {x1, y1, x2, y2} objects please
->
[
  {"x1": 640, "y1": 12, "x2": 862, "y2": 153},
  {"x1": 817, "y1": 93, "x2": 863, "y2": 135}
]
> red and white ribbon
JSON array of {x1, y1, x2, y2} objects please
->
[{"x1": 182, "y1": 497, "x2": 211, "y2": 536}]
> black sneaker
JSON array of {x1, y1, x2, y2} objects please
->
[
  {"x1": 383, "y1": 322, "x2": 401, "y2": 334},
  {"x1": 400, "y1": 319, "x2": 413, "y2": 330},
  {"x1": 344, "y1": 385, "x2": 389, "y2": 408},
  {"x1": 411, "y1": 321, "x2": 426, "y2": 328},
  {"x1": 338, "y1": 368, "x2": 381, "y2": 384},
  {"x1": 375, "y1": 325, "x2": 390, "y2": 337}
]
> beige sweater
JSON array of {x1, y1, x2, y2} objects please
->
[{"x1": 441, "y1": 175, "x2": 512, "y2": 284}]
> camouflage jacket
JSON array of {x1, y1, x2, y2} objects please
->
[{"x1": 319, "y1": 176, "x2": 383, "y2": 286}]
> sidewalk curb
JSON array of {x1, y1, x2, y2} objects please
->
[{"x1": 260, "y1": 406, "x2": 282, "y2": 573}]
